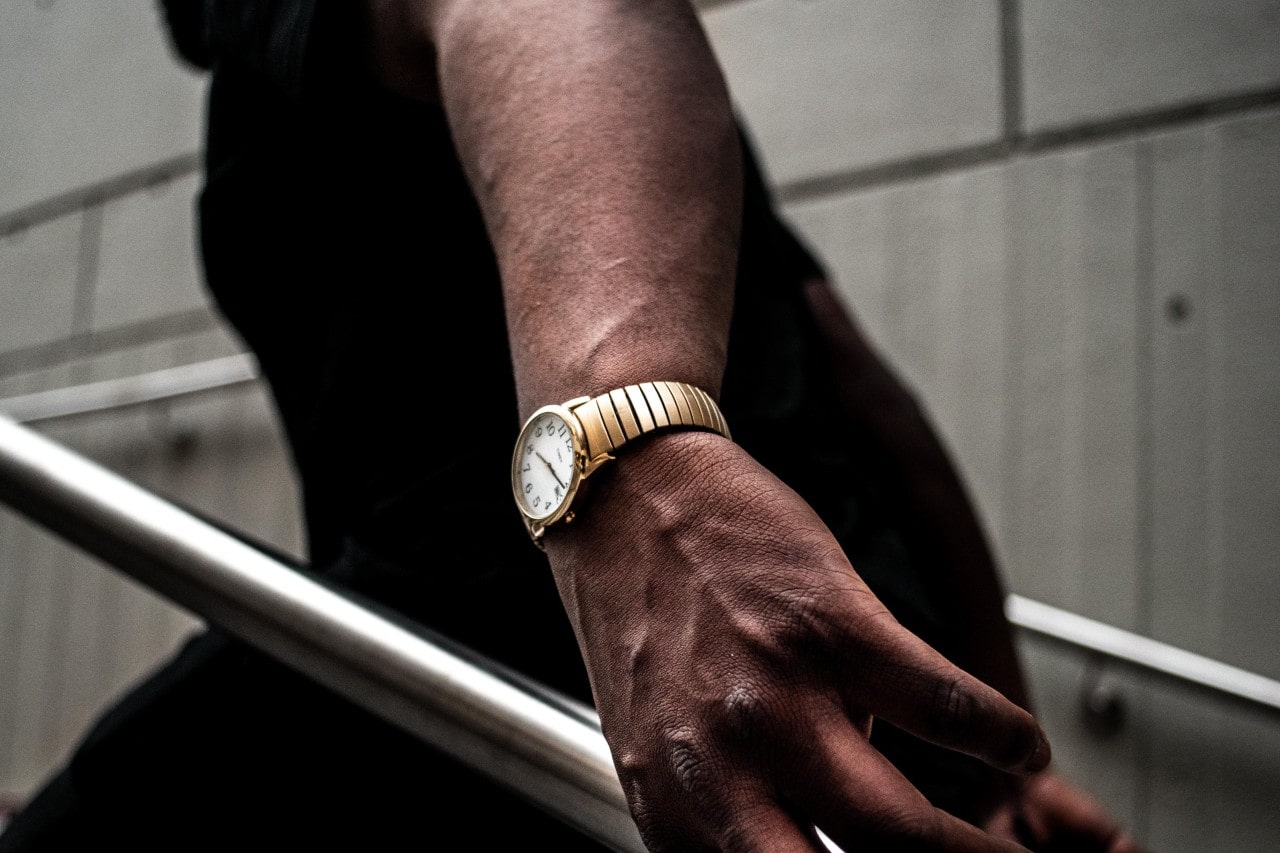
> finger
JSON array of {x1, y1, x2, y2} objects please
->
[
  {"x1": 655, "y1": 781, "x2": 828, "y2": 853},
  {"x1": 1108, "y1": 836, "x2": 1145, "y2": 853},
  {"x1": 845, "y1": 614, "x2": 1050, "y2": 774},
  {"x1": 627, "y1": 727, "x2": 828, "y2": 853},
  {"x1": 1018, "y1": 774, "x2": 1144, "y2": 853},
  {"x1": 981, "y1": 802, "x2": 1021, "y2": 842},
  {"x1": 787, "y1": 716, "x2": 1030, "y2": 853},
  {"x1": 716, "y1": 800, "x2": 829, "y2": 853}
]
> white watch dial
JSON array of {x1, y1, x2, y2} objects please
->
[{"x1": 514, "y1": 411, "x2": 577, "y2": 520}]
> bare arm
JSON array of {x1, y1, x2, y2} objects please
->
[
  {"x1": 363, "y1": 2, "x2": 1050, "y2": 849},
  {"x1": 369, "y1": 0, "x2": 740, "y2": 408}
]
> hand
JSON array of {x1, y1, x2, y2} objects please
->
[
  {"x1": 984, "y1": 771, "x2": 1144, "y2": 853},
  {"x1": 546, "y1": 431, "x2": 1051, "y2": 851}
]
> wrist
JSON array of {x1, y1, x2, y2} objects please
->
[
  {"x1": 512, "y1": 381, "x2": 732, "y2": 547},
  {"x1": 543, "y1": 428, "x2": 736, "y2": 556}
]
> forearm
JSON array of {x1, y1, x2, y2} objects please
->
[{"x1": 375, "y1": 0, "x2": 742, "y2": 412}]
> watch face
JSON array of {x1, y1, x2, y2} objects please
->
[{"x1": 512, "y1": 408, "x2": 580, "y2": 521}]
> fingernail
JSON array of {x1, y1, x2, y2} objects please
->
[{"x1": 1025, "y1": 729, "x2": 1051, "y2": 772}]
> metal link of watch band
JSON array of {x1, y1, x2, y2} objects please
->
[{"x1": 570, "y1": 381, "x2": 730, "y2": 463}]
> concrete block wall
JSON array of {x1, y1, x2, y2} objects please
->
[{"x1": 1, "y1": 1, "x2": 1277, "y2": 848}]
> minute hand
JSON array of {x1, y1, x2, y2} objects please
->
[{"x1": 535, "y1": 451, "x2": 567, "y2": 489}]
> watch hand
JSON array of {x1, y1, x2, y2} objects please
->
[{"x1": 535, "y1": 451, "x2": 567, "y2": 490}]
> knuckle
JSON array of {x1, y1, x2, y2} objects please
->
[
  {"x1": 711, "y1": 795, "x2": 783, "y2": 853},
  {"x1": 620, "y1": 745, "x2": 704, "y2": 853},
  {"x1": 633, "y1": 817, "x2": 693, "y2": 853},
  {"x1": 719, "y1": 828, "x2": 758, "y2": 853},
  {"x1": 868, "y1": 804, "x2": 940, "y2": 850},
  {"x1": 619, "y1": 763, "x2": 677, "y2": 852},
  {"x1": 614, "y1": 746, "x2": 645, "y2": 791},
  {"x1": 718, "y1": 813, "x2": 771, "y2": 853},
  {"x1": 769, "y1": 583, "x2": 840, "y2": 653},
  {"x1": 710, "y1": 683, "x2": 773, "y2": 742},
  {"x1": 662, "y1": 726, "x2": 716, "y2": 801},
  {"x1": 929, "y1": 673, "x2": 976, "y2": 741}
]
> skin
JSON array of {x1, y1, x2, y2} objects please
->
[{"x1": 360, "y1": 1, "x2": 1141, "y2": 849}]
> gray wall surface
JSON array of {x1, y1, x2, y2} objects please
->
[{"x1": 2, "y1": 2, "x2": 1278, "y2": 849}]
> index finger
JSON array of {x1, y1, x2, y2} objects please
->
[
  {"x1": 844, "y1": 612, "x2": 1051, "y2": 774},
  {"x1": 790, "y1": 714, "x2": 1030, "y2": 853}
]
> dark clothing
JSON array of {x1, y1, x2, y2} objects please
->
[{"x1": 0, "y1": 3, "x2": 994, "y2": 848}]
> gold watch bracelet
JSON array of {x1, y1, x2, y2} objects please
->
[{"x1": 569, "y1": 380, "x2": 731, "y2": 465}]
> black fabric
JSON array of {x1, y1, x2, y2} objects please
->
[
  {"x1": 158, "y1": 0, "x2": 330, "y2": 97},
  {"x1": 156, "y1": 0, "x2": 216, "y2": 70},
  {"x1": 0, "y1": 5, "x2": 995, "y2": 848}
]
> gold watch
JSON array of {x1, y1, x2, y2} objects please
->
[{"x1": 511, "y1": 380, "x2": 731, "y2": 545}]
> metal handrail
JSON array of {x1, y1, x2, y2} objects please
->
[
  {"x1": 0, "y1": 414, "x2": 646, "y2": 852},
  {"x1": 3, "y1": 358, "x2": 1279, "y2": 719},
  {"x1": 0, "y1": 353, "x2": 258, "y2": 424},
  {"x1": 1007, "y1": 595, "x2": 1280, "y2": 716}
]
